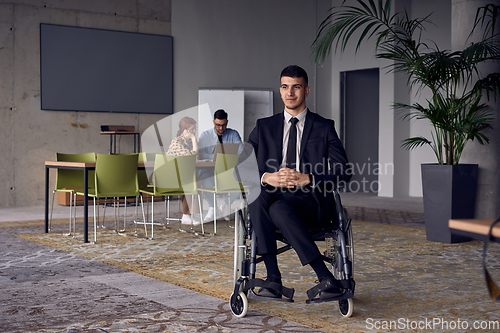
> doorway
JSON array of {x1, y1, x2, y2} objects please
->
[{"x1": 340, "y1": 68, "x2": 380, "y2": 193}]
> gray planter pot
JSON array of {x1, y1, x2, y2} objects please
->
[{"x1": 421, "y1": 164, "x2": 478, "y2": 243}]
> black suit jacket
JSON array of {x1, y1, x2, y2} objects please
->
[{"x1": 247, "y1": 110, "x2": 350, "y2": 223}]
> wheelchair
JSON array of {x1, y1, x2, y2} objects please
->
[{"x1": 229, "y1": 189, "x2": 355, "y2": 318}]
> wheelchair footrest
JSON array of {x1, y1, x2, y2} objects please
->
[
  {"x1": 306, "y1": 278, "x2": 355, "y2": 304},
  {"x1": 248, "y1": 289, "x2": 295, "y2": 302},
  {"x1": 244, "y1": 278, "x2": 295, "y2": 302},
  {"x1": 306, "y1": 290, "x2": 354, "y2": 304}
]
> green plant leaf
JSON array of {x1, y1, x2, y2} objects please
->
[{"x1": 401, "y1": 137, "x2": 432, "y2": 150}]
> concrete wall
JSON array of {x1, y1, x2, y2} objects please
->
[
  {"x1": 171, "y1": 0, "x2": 333, "y2": 120},
  {"x1": 452, "y1": 0, "x2": 500, "y2": 219},
  {"x1": 0, "y1": 0, "x2": 171, "y2": 207}
]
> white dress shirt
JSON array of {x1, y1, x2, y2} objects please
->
[
  {"x1": 261, "y1": 108, "x2": 314, "y2": 187},
  {"x1": 281, "y1": 108, "x2": 307, "y2": 171}
]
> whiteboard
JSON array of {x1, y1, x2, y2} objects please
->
[
  {"x1": 198, "y1": 89, "x2": 273, "y2": 141},
  {"x1": 243, "y1": 90, "x2": 274, "y2": 141},
  {"x1": 198, "y1": 89, "x2": 244, "y2": 138}
]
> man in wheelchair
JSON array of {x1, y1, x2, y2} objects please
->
[{"x1": 239, "y1": 65, "x2": 351, "y2": 302}]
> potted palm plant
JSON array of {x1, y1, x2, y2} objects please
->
[{"x1": 311, "y1": 0, "x2": 500, "y2": 242}]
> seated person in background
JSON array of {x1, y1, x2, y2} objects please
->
[
  {"x1": 198, "y1": 109, "x2": 243, "y2": 222},
  {"x1": 166, "y1": 116, "x2": 200, "y2": 226},
  {"x1": 244, "y1": 65, "x2": 351, "y2": 299}
]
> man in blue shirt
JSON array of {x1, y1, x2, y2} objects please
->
[{"x1": 198, "y1": 109, "x2": 243, "y2": 222}]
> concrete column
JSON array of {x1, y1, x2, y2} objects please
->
[{"x1": 452, "y1": 0, "x2": 500, "y2": 218}]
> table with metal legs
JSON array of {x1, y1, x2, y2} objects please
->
[{"x1": 45, "y1": 161, "x2": 95, "y2": 243}]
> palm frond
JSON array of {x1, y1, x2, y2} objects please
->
[
  {"x1": 462, "y1": 35, "x2": 500, "y2": 64},
  {"x1": 401, "y1": 136, "x2": 432, "y2": 150},
  {"x1": 473, "y1": 73, "x2": 500, "y2": 101},
  {"x1": 469, "y1": 4, "x2": 500, "y2": 40},
  {"x1": 394, "y1": 102, "x2": 432, "y2": 122},
  {"x1": 312, "y1": 0, "x2": 394, "y2": 64}
]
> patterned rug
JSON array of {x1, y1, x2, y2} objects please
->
[
  {"x1": 16, "y1": 216, "x2": 500, "y2": 332},
  {"x1": 345, "y1": 206, "x2": 425, "y2": 228}
]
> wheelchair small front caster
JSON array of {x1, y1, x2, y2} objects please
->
[
  {"x1": 230, "y1": 291, "x2": 248, "y2": 318},
  {"x1": 338, "y1": 298, "x2": 353, "y2": 318}
]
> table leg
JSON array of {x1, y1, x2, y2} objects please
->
[
  {"x1": 84, "y1": 167, "x2": 89, "y2": 243},
  {"x1": 45, "y1": 165, "x2": 49, "y2": 233},
  {"x1": 109, "y1": 135, "x2": 112, "y2": 154}
]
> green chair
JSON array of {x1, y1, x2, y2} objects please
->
[
  {"x1": 133, "y1": 152, "x2": 155, "y2": 237},
  {"x1": 198, "y1": 154, "x2": 247, "y2": 234},
  {"x1": 107, "y1": 152, "x2": 149, "y2": 234},
  {"x1": 76, "y1": 153, "x2": 139, "y2": 243},
  {"x1": 139, "y1": 154, "x2": 203, "y2": 238},
  {"x1": 137, "y1": 152, "x2": 189, "y2": 234},
  {"x1": 49, "y1": 152, "x2": 96, "y2": 236},
  {"x1": 138, "y1": 152, "x2": 152, "y2": 189},
  {"x1": 139, "y1": 152, "x2": 184, "y2": 226},
  {"x1": 105, "y1": 153, "x2": 142, "y2": 233}
]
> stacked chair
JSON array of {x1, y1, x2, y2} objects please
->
[
  {"x1": 139, "y1": 154, "x2": 203, "y2": 238},
  {"x1": 75, "y1": 153, "x2": 139, "y2": 243},
  {"x1": 198, "y1": 154, "x2": 247, "y2": 234}
]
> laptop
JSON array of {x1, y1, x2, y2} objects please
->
[{"x1": 213, "y1": 143, "x2": 240, "y2": 160}]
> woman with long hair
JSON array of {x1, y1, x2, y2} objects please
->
[{"x1": 166, "y1": 116, "x2": 200, "y2": 225}]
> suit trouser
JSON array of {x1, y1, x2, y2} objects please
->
[{"x1": 249, "y1": 187, "x2": 324, "y2": 266}]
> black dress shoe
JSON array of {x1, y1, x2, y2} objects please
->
[{"x1": 318, "y1": 277, "x2": 343, "y2": 299}]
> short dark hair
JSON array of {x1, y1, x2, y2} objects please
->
[
  {"x1": 280, "y1": 65, "x2": 308, "y2": 86},
  {"x1": 213, "y1": 109, "x2": 228, "y2": 120}
]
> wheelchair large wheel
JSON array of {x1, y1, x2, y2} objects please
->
[
  {"x1": 344, "y1": 208, "x2": 354, "y2": 277},
  {"x1": 339, "y1": 298, "x2": 353, "y2": 318},
  {"x1": 331, "y1": 229, "x2": 353, "y2": 280},
  {"x1": 230, "y1": 291, "x2": 248, "y2": 318}
]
